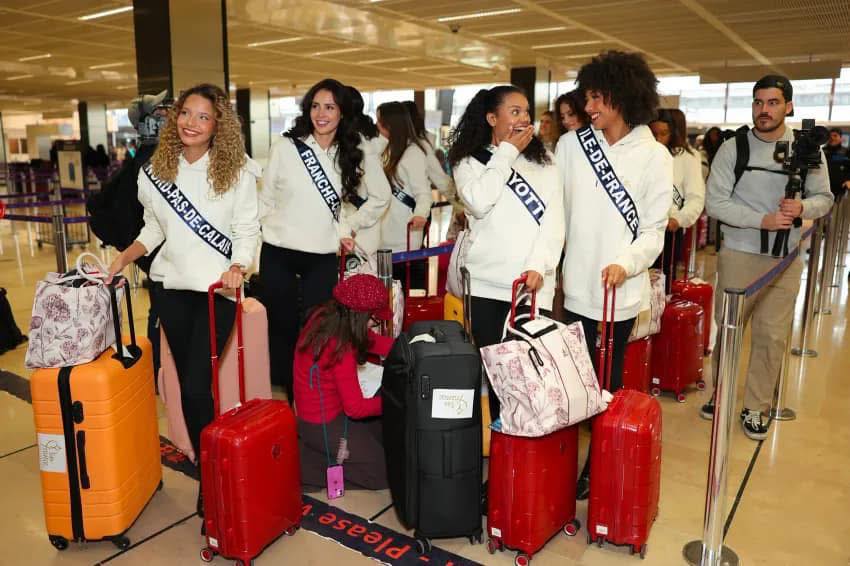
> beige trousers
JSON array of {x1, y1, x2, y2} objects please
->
[{"x1": 709, "y1": 248, "x2": 804, "y2": 413}]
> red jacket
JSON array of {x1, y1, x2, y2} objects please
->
[{"x1": 293, "y1": 323, "x2": 393, "y2": 424}]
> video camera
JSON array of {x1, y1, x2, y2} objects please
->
[
  {"x1": 770, "y1": 118, "x2": 829, "y2": 257},
  {"x1": 774, "y1": 118, "x2": 830, "y2": 173}
]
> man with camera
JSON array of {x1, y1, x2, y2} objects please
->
[{"x1": 701, "y1": 75, "x2": 833, "y2": 439}]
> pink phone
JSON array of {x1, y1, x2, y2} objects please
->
[{"x1": 327, "y1": 465, "x2": 344, "y2": 499}]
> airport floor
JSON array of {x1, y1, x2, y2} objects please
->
[{"x1": 0, "y1": 217, "x2": 848, "y2": 566}]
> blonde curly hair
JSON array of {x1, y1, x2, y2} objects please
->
[{"x1": 150, "y1": 83, "x2": 246, "y2": 195}]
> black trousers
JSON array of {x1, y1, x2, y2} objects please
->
[
  {"x1": 259, "y1": 244, "x2": 337, "y2": 401},
  {"x1": 392, "y1": 260, "x2": 427, "y2": 293},
  {"x1": 563, "y1": 310, "x2": 635, "y2": 393},
  {"x1": 470, "y1": 295, "x2": 551, "y2": 422},
  {"x1": 653, "y1": 228, "x2": 684, "y2": 293},
  {"x1": 298, "y1": 415, "x2": 387, "y2": 491},
  {"x1": 156, "y1": 286, "x2": 236, "y2": 458}
]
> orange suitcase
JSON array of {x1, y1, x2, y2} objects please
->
[{"x1": 30, "y1": 282, "x2": 162, "y2": 551}]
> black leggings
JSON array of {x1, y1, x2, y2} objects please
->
[
  {"x1": 470, "y1": 295, "x2": 551, "y2": 421},
  {"x1": 259, "y1": 244, "x2": 337, "y2": 401},
  {"x1": 563, "y1": 309, "x2": 634, "y2": 393},
  {"x1": 157, "y1": 286, "x2": 235, "y2": 458}
]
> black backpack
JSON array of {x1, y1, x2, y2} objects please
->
[
  {"x1": 86, "y1": 143, "x2": 159, "y2": 273},
  {"x1": 717, "y1": 126, "x2": 809, "y2": 254},
  {"x1": 0, "y1": 288, "x2": 26, "y2": 355}
]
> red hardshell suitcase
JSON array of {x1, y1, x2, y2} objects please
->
[
  {"x1": 587, "y1": 287, "x2": 662, "y2": 559},
  {"x1": 486, "y1": 428, "x2": 581, "y2": 564},
  {"x1": 200, "y1": 283, "x2": 301, "y2": 566},
  {"x1": 671, "y1": 277, "x2": 713, "y2": 355},
  {"x1": 402, "y1": 221, "x2": 444, "y2": 330},
  {"x1": 649, "y1": 298, "x2": 705, "y2": 402},
  {"x1": 621, "y1": 336, "x2": 652, "y2": 393}
]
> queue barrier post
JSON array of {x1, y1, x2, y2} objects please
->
[
  {"x1": 52, "y1": 178, "x2": 69, "y2": 273},
  {"x1": 792, "y1": 217, "x2": 823, "y2": 357},
  {"x1": 683, "y1": 288, "x2": 746, "y2": 566},
  {"x1": 769, "y1": 321, "x2": 797, "y2": 421},
  {"x1": 377, "y1": 248, "x2": 393, "y2": 337}
]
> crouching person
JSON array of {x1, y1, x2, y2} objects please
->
[{"x1": 294, "y1": 274, "x2": 393, "y2": 490}]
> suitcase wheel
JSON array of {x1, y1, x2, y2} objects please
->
[
  {"x1": 486, "y1": 538, "x2": 501, "y2": 554},
  {"x1": 415, "y1": 538, "x2": 432, "y2": 554},
  {"x1": 467, "y1": 532, "x2": 482, "y2": 545},
  {"x1": 514, "y1": 553, "x2": 531, "y2": 566},
  {"x1": 641, "y1": 544, "x2": 647, "y2": 559},
  {"x1": 285, "y1": 524, "x2": 300, "y2": 537},
  {"x1": 563, "y1": 518, "x2": 581, "y2": 537},
  {"x1": 676, "y1": 392, "x2": 687, "y2": 403},
  {"x1": 199, "y1": 547, "x2": 215, "y2": 563},
  {"x1": 697, "y1": 380, "x2": 706, "y2": 391},
  {"x1": 650, "y1": 387, "x2": 661, "y2": 397},
  {"x1": 157, "y1": 480, "x2": 164, "y2": 491},
  {"x1": 49, "y1": 535, "x2": 68, "y2": 551},
  {"x1": 110, "y1": 535, "x2": 130, "y2": 550}
]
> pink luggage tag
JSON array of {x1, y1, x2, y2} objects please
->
[{"x1": 327, "y1": 465, "x2": 344, "y2": 499}]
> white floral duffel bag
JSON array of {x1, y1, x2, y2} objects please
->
[
  {"x1": 25, "y1": 253, "x2": 123, "y2": 369},
  {"x1": 480, "y1": 281, "x2": 610, "y2": 437}
]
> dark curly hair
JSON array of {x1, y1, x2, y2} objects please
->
[
  {"x1": 285, "y1": 78, "x2": 363, "y2": 203},
  {"x1": 554, "y1": 89, "x2": 590, "y2": 136},
  {"x1": 347, "y1": 85, "x2": 379, "y2": 140},
  {"x1": 447, "y1": 85, "x2": 549, "y2": 168},
  {"x1": 576, "y1": 51, "x2": 659, "y2": 127}
]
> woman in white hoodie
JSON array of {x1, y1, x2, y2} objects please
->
[
  {"x1": 448, "y1": 85, "x2": 565, "y2": 421},
  {"x1": 106, "y1": 83, "x2": 260, "y2": 524},
  {"x1": 556, "y1": 51, "x2": 672, "y2": 499},
  {"x1": 649, "y1": 108, "x2": 705, "y2": 280},
  {"x1": 376, "y1": 101, "x2": 433, "y2": 286},
  {"x1": 261, "y1": 79, "x2": 388, "y2": 401}
]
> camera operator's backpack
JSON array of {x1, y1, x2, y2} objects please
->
[{"x1": 86, "y1": 143, "x2": 159, "y2": 273}]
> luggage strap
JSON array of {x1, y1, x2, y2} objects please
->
[
  {"x1": 292, "y1": 137, "x2": 342, "y2": 222},
  {"x1": 310, "y1": 362, "x2": 349, "y2": 467},
  {"x1": 576, "y1": 126, "x2": 639, "y2": 241},
  {"x1": 472, "y1": 149, "x2": 546, "y2": 225},
  {"x1": 142, "y1": 164, "x2": 233, "y2": 259}
]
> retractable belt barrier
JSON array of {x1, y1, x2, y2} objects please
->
[{"x1": 684, "y1": 218, "x2": 820, "y2": 566}]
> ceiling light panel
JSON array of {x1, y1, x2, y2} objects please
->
[
  {"x1": 532, "y1": 40, "x2": 603, "y2": 50},
  {"x1": 436, "y1": 8, "x2": 522, "y2": 23},
  {"x1": 484, "y1": 26, "x2": 568, "y2": 37},
  {"x1": 78, "y1": 6, "x2": 133, "y2": 21},
  {"x1": 246, "y1": 37, "x2": 304, "y2": 47},
  {"x1": 18, "y1": 54, "x2": 51, "y2": 62},
  {"x1": 89, "y1": 62, "x2": 127, "y2": 70}
]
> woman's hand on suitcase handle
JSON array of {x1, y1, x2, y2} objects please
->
[
  {"x1": 105, "y1": 241, "x2": 147, "y2": 286},
  {"x1": 523, "y1": 270, "x2": 544, "y2": 291},
  {"x1": 601, "y1": 264, "x2": 627, "y2": 289},
  {"x1": 340, "y1": 237, "x2": 355, "y2": 252},
  {"x1": 410, "y1": 216, "x2": 427, "y2": 230},
  {"x1": 219, "y1": 265, "x2": 244, "y2": 290}
]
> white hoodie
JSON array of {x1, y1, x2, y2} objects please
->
[
  {"x1": 261, "y1": 135, "x2": 386, "y2": 254},
  {"x1": 136, "y1": 152, "x2": 260, "y2": 294},
  {"x1": 667, "y1": 148, "x2": 705, "y2": 229},
  {"x1": 379, "y1": 142, "x2": 433, "y2": 252},
  {"x1": 342, "y1": 135, "x2": 392, "y2": 255},
  {"x1": 556, "y1": 126, "x2": 672, "y2": 321},
  {"x1": 454, "y1": 143, "x2": 565, "y2": 308}
]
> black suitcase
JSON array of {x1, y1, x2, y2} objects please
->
[{"x1": 382, "y1": 320, "x2": 483, "y2": 552}]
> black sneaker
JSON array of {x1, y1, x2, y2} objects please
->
[
  {"x1": 740, "y1": 409, "x2": 769, "y2": 440},
  {"x1": 699, "y1": 399, "x2": 715, "y2": 421}
]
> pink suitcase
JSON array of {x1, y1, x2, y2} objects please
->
[{"x1": 158, "y1": 296, "x2": 272, "y2": 462}]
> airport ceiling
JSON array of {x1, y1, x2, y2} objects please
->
[{"x1": 0, "y1": 0, "x2": 848, "y2": 116}]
